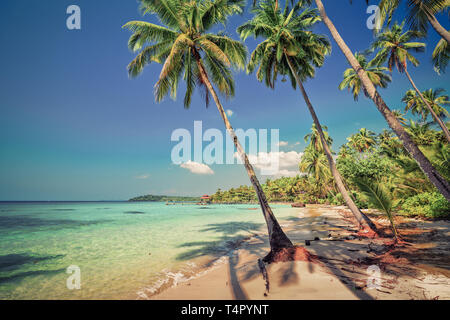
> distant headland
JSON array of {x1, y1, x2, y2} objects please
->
[{"x1": 128, "y1": 195, "x2": 200, "y2": 202}]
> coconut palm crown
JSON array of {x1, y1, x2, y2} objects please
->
[
  {"x1": 403, "y1": 88, "x2": 450, "y2": 122},
  {"x1": 376, "y1": 0, "x2": 449, "y2": 40},
  {"x1": 371, "y1": 21, "x2": 426, "y2": 73},
  {"x1": 123, "y1": 0, "x2": 247, "y2": 108},
  {"x1": 339, "y1": 52, "x2": 392, "y2": 101},
  {"x1": 237, "y1": 0, "x2": 331, "y2": 89}
]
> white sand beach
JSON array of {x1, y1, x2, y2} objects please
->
[{"x1": 151, "y1": 206, "x2": 450, "y2": 300}]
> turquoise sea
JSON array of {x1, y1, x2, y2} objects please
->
[{"x1": 0, "y1": 202, "x2": 297, "y2": 299}]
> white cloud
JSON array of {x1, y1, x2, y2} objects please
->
[
  {"x1": 236, "y1": 151, "x2": 303, "y2": 178},
  {"x1": 180, "y1": 161, "x2": 214, "y2": 175},
  {"x1": 278, "y1": 141, "x2": 289, "y2": 147},
  {"x1": 135, "y1": 174, "x2": 150, "y2": 180},
  {"x1": 226, "y1": 109, "x2": 234, "y2": 117}
]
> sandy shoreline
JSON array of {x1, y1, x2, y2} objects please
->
[{"x1": 147, "y1": 205, "x2": 450, "y2": 300}]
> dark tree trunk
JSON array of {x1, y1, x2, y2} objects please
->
[
  {"x1": 285, "y1": 53, "x2": 378, "y2": 233},
  {"x1": 194, "y1": 52, "x2": 293, "y2": 253}
]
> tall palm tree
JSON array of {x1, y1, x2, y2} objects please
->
[
  {"x1": 299, "y1": 148, "x2": 331, "y2": 184},
  {"x1": 304, "y1": 123, "x2": 333, "y2": 152},
  {"x1": 376, "y1": 0, "x2": 450, "y2": 44},
  {"x1": 238, "y1": 0, "x2": 378, "y2": 232},
  {"x1": 339, "y1": 52, "x2": 392, "y2": 101},
  {"x1": 123, "y1": 0, "x2": 293, "y2": 254},
  {"x1": 311, "y1": 0, "x2": 450, "y2": 201},
  {"x1": 403, "y1": 88, "x2": 450, "y2": 123},
  {"x1": 372, "y1": 22, "x2": 450, "y2": 142}
]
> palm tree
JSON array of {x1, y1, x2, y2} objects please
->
[
  {"x1": 378, "y1": 129, "x2": 394, "y2": 145},
  {"x1": 339, "y1": 52, "x2": 392, "y2": 101},
  {"x1": 346, "y1": 135, "x2": 362, "y2": 153},
  {"x1": 403, "y1": 88, "x2": 450, "y2": 123},
  {"x1": 239, "y1": 0, "x2": 378, "y2": 232},
  {"x1": 123, "y1": 0, "x2": 293, "y2": 255},
  {"x1": 310, "y1": 0, "x2": 450, "y2": 201},
  {"x1": 300, "y1": 148, "x2": 331, "y2": 185},
  {"x1": 338, "y1": 144, "x2": 353, "y2": 159},
  {"x1": 376, "y1": 0, "x2": 450, "y2": 44},
  {"x1": 304, "y1": 123, "x2": 333, "y2": 152},
  {"x1": 432, "y1": 36, "x2": 449, "y2": 74},
  {"x1": 406, "y1": 120, "x2": 438, "y2": 145},
  {"x1": 347, "y1": 128, "x2": 377, "y2": 152},
  {"x1": 372, "y1": 22, "x2": 450, "y2": 142},
  {"x1": 378, "y1": 129, "x2": 406, "y2": 157},
  {"x1": 357, "y1": 128, "x2": 378, "y2": 151}
]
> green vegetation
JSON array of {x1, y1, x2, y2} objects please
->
[
  {"x1": 313, "y1": 0, "x2": 450, "y2": 200},
  {"x1": 400, "y1": 192, "x2": 450, "y2": 219},
  {"x1": 129, "y1": 195, "x2": 200, "y2": 202},
  {"x1": 211, "y1": 122, "x2": 450, "y2": 219}
]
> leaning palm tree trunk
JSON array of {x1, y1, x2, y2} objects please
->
[
  {"x1": 285, "y1": 53, "x2": 378, "y2": 233},
  {"x1": 314, "y1": 0, "x2": 450, "y2": 202},
  {"x1": 404, "y1": 68, "x2": 450, "y2": 142},
  {"x1": 427, "y1": 14, "x2": 450, "y2": 45},
  {"x1": 194, "y1": 52, "x2": 293, "y2": 254}
]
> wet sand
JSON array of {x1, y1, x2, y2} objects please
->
[{"x1": 150, "y1": 205, "x2": 450, "y2": 300}]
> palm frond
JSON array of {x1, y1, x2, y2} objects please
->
[
  {"x1": 432, "y1": 36, "x2": 449, "y2": 74},
  {"x1": 355, "y1": 178, "x2": 399, "y2": 238}
]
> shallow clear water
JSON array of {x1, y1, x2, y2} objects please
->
[{"x1": 0, "y1": 202, "x2": 296, "y2": 299}]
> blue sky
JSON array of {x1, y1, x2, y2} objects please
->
[{"x1": 0, "y1": 0, "x2": 448, "y2": 200}]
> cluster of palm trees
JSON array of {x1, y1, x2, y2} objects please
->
[
  {"x1": 210, "y1": 176, "x2": 307, "y2": 203},
  {"x1": 123, "y1": 0, "x2": 448, "y2": 255}
]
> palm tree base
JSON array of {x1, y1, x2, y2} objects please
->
[
  {"x1": 360, "y1": 212, "x2": 379, "y2": 234},
  {"x1": 356, "y1": 225, "x2": 379, "y2": 239},
  {"x1": 262, "y1": 246, "x2": 319, "y2": 264}
]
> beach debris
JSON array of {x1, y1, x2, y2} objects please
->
[{"x1": 291, "y1": 203, "x2": 305, "y2": 208}]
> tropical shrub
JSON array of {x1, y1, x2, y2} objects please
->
[
  {"x1": 337, "y1": 150, "x2": 394, "y2": 182},
  {"x1": 400, "y1": 192, "x2": 450, "y2": 218}
]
